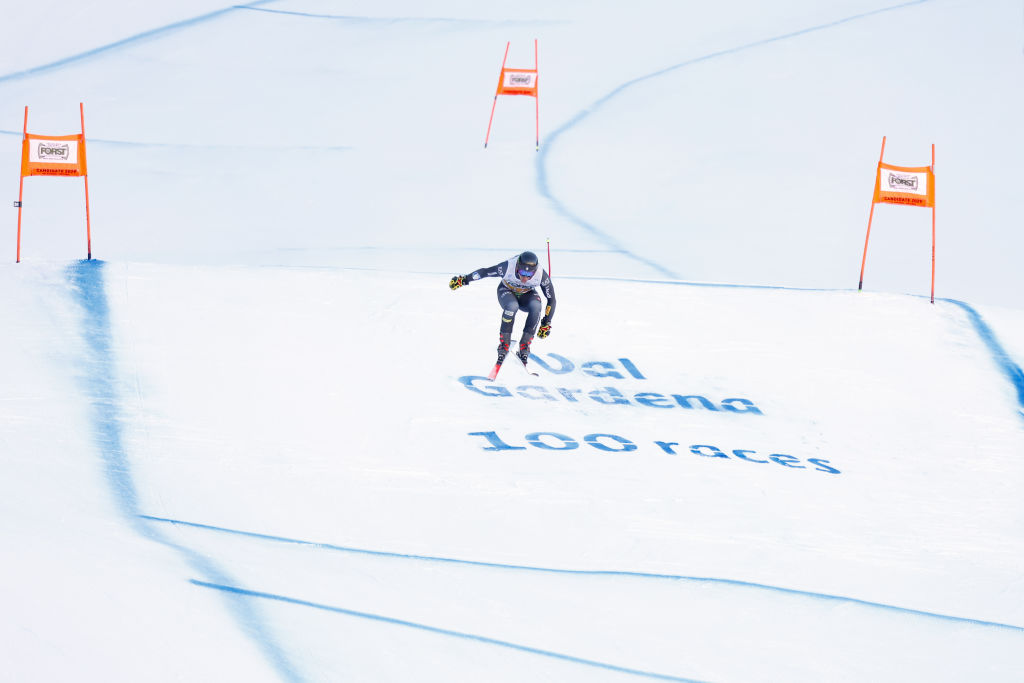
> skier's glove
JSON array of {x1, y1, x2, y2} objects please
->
[
  {"x1": 449, "y1": 275, "x2": 467, "y2": 290},
  {"x1": 537, "y1": 319, "x2": 552, "y2": 339}
]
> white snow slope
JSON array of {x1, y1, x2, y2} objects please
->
[{"x1": 2, "y1": 2, "x2": 1023, "y2": 682}]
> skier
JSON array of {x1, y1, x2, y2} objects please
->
[{"x1": 449, "y1": 250, "x2": 555, "y2": 374}]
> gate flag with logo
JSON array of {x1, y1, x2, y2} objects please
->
[
  {"x1": 484, "y1": 40, "x2": 540, "y2": 150},
  {"x1": 15, "y1": 103, "x2": 93, "y2": 262},
  {"x1": 858, "y1": 136, "x2": 936, "y2": 303}
]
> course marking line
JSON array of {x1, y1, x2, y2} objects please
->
[
  {"x1": 193, "y1": 579, "x2": 707, "y2": 683},
  {"x1": 145, "y1": 515, "x2": 1024, "y2": 633}
]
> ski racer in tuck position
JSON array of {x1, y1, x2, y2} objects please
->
[{"x1": 449, "y1": 250, "x2": 556, "y2": 373}]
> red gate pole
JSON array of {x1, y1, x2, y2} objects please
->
[
  {"x1": 484, "y1": 42, "x2": 510, "y2": 149},
  {"x1": 80, "y1": 102, "x2": 92, "y2": 260},
  {"x1": 858, "y1": 136, "x2": 886, "y2": 291},
  {"x1": 534, "y1": 39, "x2": 540, "y2": 151},
  {"x1": 930, "y1": 143, "x2": 936, "y2": 304},
  {"x1": 16, "y1": 106, "x2": 27, "y2": 263}
]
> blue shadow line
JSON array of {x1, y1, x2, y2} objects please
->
[
  {"x1": 145, "y1": 515, "x2": 1024, "y2": 634},
  {"x1": 0, "y1": 0, "x2": 279, "y2": 84},
  {"x1": 555, "y1": 274, "x2": 847, "y2": 293},
  {"x1": 535, "y1": 0, "x2": 931, "y2": 280},
  {"x1": 66, "y1": 260, "x2": 304, "y2": 683},
  {"x1": 191, "y1": 579, "x2": 707, "y2": 683},
  {"x1": 236, "y1": 5, "x2": 568, "y2": 25},
  {"x1": 941, "y1": 298, "x2": 1024, "y2": 416}
]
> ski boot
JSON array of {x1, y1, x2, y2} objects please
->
[
  {"x1": 516, "y1": 339, "x2": 531, "y2": 366},
  {"x1": 488, "y1": 333, "x2": 513, "y2": 380},
  {"x1": 496, "y1": 332, "x2": 512, "y2": 365},
  {"x1": 515, "y1": 332, "x2": 536, "y2": 375}
]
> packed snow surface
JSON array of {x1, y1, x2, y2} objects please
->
[{"x1": 2, "y1": 1, "x2": 1023, "y2": 681}]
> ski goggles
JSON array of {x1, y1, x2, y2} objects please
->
[{"x1": 516, "y1": 265, "x2": 536, "y2": 279}]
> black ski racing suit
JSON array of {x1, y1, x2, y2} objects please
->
[{"x1": 465, "y1": 257, "x2": 556, "y2": 358}]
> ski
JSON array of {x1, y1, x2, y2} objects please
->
[
  {"x1": 518, "y1": 356, "x2": 539, "y2": 376},
  {"x1": 489, "y1": 337, "x2": 513, "y2": 380},
  {"x1": 487, "y1": 357, "x2": 536, "y2": 380},
  {"x1": 488, "y1": 338, "x2": 538, "y2": 379},
  {"x1": 487, "y1": 360, "x2": 504, "y2": 381}
]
